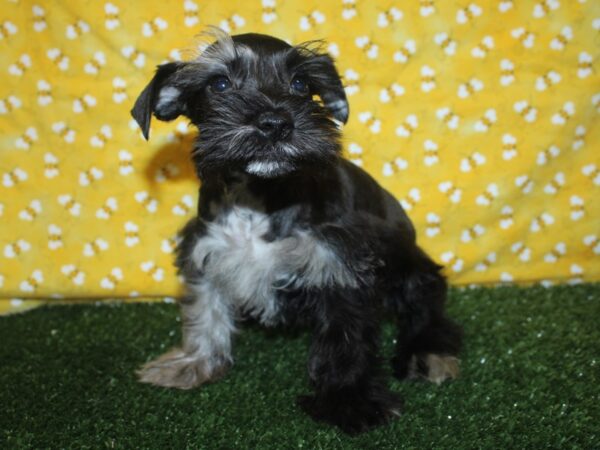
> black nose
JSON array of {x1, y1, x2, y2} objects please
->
[{"x1": 256, "y1": 112, "x2": 292, "y2": 140}]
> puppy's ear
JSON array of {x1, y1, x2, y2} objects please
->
[
  {"x1": 307, "y1": 54, "x2": 349, "y2": 124},
  {"x1": 131, "y1": 62, "x2": 189, "y2": 140}
]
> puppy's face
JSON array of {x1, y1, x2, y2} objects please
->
[{"x1": 132, "y1": 32, "x2": 349, "y2": 178}]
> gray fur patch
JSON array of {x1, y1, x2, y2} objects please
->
[
  {"x1": 191, "y1": 28, "x2": 238, "y2": 72},
  {"x1": 246, "y1": 160, "x2": 283, "y2": 176},
  {"x1": 136, "y1": 280, "x2": 234, "y2": 389},
  {"x1": 191, "y1": 206, "x2": 358, "y2": 324},
  {"x1": 156, "y1": 86, "x2": 181, "y2": 110},
  {"x1": 195, "y1": 30, "x2": 277, "y2": 79},
  {"x1": 184, "y1": 280, "x2": 236, "y2": 364}
]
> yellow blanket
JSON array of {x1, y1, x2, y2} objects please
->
[{"x1": 1, "y1": 1, "x2": 599, "y2": 314}]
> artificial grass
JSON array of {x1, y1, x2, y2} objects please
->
[{"x1": 1, "y1": 284, "x2": 599, "y2": 449}]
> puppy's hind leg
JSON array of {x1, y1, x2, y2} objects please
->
[
  {"x1": 390, "y1": 252, "x2": 463, "y2": 385},
  {"x1": 137, "y1": 280, "x2": 235, "y2": 389},
  {"x1": 400, "y1": 315, "x2": 462, "y2": 385}
]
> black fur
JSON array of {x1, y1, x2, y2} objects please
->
[{"x1": 132, "y1": 32, "x2": 462, "y2": 434}]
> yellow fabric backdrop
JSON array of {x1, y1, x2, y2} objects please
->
[{"x1": 1, "y1": 0, "x2": 599, "y2": 314}]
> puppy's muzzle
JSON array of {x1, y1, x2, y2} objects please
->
[{"x1": 256, "y1": 111, "x2": 293, "y2": 141}]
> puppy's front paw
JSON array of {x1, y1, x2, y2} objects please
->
[
  {"x1": 137, "y1": 348, "x2": 230, "y2": 389},
  {"x1": 297, "y1": 385, "x2": 402, "y2": 435}
]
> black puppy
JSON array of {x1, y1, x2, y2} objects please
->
[{"x1": 131, "y1": 30, "x2": 462, "y2": 434}]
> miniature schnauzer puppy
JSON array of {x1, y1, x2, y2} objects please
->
[{"x1": 131, "y1": 31, "x2": 462, "y2": 434}]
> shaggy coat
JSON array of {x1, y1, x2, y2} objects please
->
[{"x1": 131, "y1": 31, "x2": 462, "y2": 434}]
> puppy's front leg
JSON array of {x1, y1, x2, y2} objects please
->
[
  {"x1": 298, "y1": 286, "x2": 402, "y2": 434},
  {"x1": 137, "y1": 281, "x2": 234, "y2": 389}
]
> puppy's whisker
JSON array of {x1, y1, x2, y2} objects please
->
[
  {"x1": 226, "y1": 126, "x2": 255, "y2": 151},
  {"x1": 277, "y1": 142, "x2": 301, "y2": 156}
]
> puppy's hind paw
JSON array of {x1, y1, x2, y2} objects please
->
[
  {"x1": 298, "y1": 385, "x2": 402, "y2": 435},
  {"x1": 137, "y1": 348, "x2": 230, "y2": 390},
  {"x1": 408, "y1": 353, "x2": 460, "y2": 385}
]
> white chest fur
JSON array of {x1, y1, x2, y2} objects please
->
[{"x1": 190, "y1": 206, "x2": 356, "y2": 324}]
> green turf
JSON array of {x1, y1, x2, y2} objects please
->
[{"x1": 1, "y1": 284, "x2": 599, "y2": 449}]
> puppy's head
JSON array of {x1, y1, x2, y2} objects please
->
[{"x1": 131, "y1": 30, "x2": 348, "y2": 178}]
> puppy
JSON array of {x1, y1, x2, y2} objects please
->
[{"x1": 131, "y1": 30, "x2": 462, "y2": 434}]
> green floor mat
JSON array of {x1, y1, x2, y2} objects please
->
[{"x1": 1, "y1": 284, "x2": 599, "y2": 449}]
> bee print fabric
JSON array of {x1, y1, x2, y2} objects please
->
[{"x1": 1, "y1": 1, "x2": 598, "y2": 313}]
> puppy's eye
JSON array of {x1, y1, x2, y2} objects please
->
[
  {"x1": 209, "y1": 76, "x2": 232, "y2": 93},
  {"x1": 290, "y1": 76, "x2": 309, "y2": 95}
]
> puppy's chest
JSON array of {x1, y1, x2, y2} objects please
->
[
  {"x1": 190, "y1": 201, "x2": 354, "y2": 323},
  {"x1": 191, "y1": 205, "x2": 296, "y2": 322}
]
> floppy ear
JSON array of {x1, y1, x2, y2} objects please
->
[
  {"x1": 131, "y1": 62, "x2": 189, "y2": 140},
  {"x1": 307, "y1": 54, "x2": 349, "y2": 124}
]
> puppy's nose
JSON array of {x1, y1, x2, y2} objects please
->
[{"x1": 256, "y1": 112, "x2": 292, "y2": 140}]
